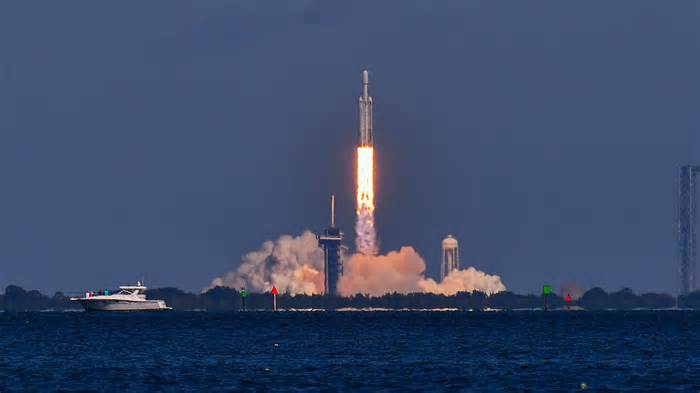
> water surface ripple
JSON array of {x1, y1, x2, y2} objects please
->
[{"x1": 0, "y1": 311, "x2": 698, "y2": 391}]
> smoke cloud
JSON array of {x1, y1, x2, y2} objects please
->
[
  {"x1": 337, "y1": 246, "x2": 506, "y2": 296},
  {"x1": 207, "y1": 231, "x2": 324, "y2": 295},
  {"x1": 209, "y1": 232, "x2": 506, "y2": 297},
  {"x1": 418, "y1": 267, "x2": 507, "y2": 296},
  {"x1": 355, "y1": 207, "x2": 377, "y2": 255}
]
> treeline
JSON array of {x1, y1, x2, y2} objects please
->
[
  {"x1": 151, "y1": 287, "x2": 675, "y2": 311},
  {"x1": 0, "y1": 284, "x2": 688, "y2": 311},
  {"x1": 0, "y1": 285, "x2": 76, "y2": 312},
  {"x1": 677, "y1": 291, "x2": 700, "y2": 309}
]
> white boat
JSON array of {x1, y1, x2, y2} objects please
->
[{"x1": 71, "y1": 282, "x2": 171, "y2": 311}]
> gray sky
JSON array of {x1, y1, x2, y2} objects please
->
[{"x1": 0, "y1": 1, "x2": 698, "y2": 294}]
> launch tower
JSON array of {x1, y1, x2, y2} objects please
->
[
  {"x1": 319, "y1": 195, "x2": 343, "y2": 296},
  {"x1": 679, "y1": 165, "x2": 700, "y2": 295}
]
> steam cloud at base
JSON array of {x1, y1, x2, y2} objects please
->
[
  {"x1": 338, "y1": 246, "x2": 506, "y2": 296},
  {"x1": 207, "y1": 231, "x2": 324, "y2": 295},
  {"x1": 209, "y1": 232, "x2": 506, "y2": 297}
]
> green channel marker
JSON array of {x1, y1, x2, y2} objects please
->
[
  {"x1": 542, "y1": 284, "x2": 552, "y2": 311},
  {"x1": 240, "y1": 289, "x2": 248, "y2": 311}
]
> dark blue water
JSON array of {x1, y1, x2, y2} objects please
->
[{"x1": 1, "y1": 311, "x2": 698, "y2": 392}]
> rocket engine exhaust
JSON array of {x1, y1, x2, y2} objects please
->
[{"x1": 356, "y1": 70, "x2": 377, "y2": 255}]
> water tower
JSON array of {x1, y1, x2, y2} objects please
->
[{"x1": 441, "y1": 234, "x2": 460, "y2": 281}]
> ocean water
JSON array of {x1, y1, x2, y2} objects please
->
[{"x1": 1, "y1": 311, "x2": 698, "y2": 392}]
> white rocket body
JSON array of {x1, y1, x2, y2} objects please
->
[{"x1": 358, "y1": 70, "x2": 373, "y2": 146}]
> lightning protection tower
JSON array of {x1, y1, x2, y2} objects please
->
[
  {"x1": 318, "y1": 195, "x2": 343, "y2": 296},
  {"x1": 679, "y1": 165, "x2": 700, "y2": 295},
  {"x1": 441, "y1": 234, "x2": 460, "y2": 281}
]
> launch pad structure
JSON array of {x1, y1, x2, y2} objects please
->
[
  {"x1": 319, "y1": 195, "x2": 343, "y2": 296},
  {"x1": 679, "y1": 165, "x2": 700, "y2": 296}
]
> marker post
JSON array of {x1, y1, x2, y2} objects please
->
[
  {"x1": 240, "y1": 288, "x2": 248, "y2": 311},
  {"x1": 271, "y1": 286, "x2": 278, "y2": 311},
  {"x1": 542, "y1": 285, "x2": 552, "y2": 311}
]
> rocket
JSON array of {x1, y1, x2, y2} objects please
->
[{"x1": 358, "y1": 70, "x2": 373, "y2": 146}]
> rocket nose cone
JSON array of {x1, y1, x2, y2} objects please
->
[{"x1": 362, "y1": 70, "x2": 369, "y2": 84}]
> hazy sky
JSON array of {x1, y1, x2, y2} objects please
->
[{"x1": 0, "y1": 1, "x2": 698, "y2": 294}]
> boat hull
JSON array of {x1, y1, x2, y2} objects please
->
[{"x1": 77, "y1": 299, "x2": 170, "y2": 312}]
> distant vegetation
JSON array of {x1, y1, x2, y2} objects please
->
[
  {"x1": 0, "y1": 285, "x2": 76, "y2": 312},
  {"x1": 0, "y1": 285, "x2": 687, "y2": 312}
]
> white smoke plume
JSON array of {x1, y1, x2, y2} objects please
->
[
  {"x1": 207, "y1": 231, "x2": 324, "y2": 295},
  {"x1": 418, "y1": 267, "x2": 507, "y2": 296},
  {"x1": 355, "y1": 207, "x2": 377, "y2": 255},
  {"x1": 337, "y1": 246, "x2": 506, "y2": 296},
  {"x1": 209, "y1": 232, "x2": 505, "y2": 297}
]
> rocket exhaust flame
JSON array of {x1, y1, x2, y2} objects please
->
[
  {"x1": 356, "y1": 146, "x2": 374, "y2": 212},
  {"x1": 356, "y1": 146, "x2": 376, "y2": 254}
]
